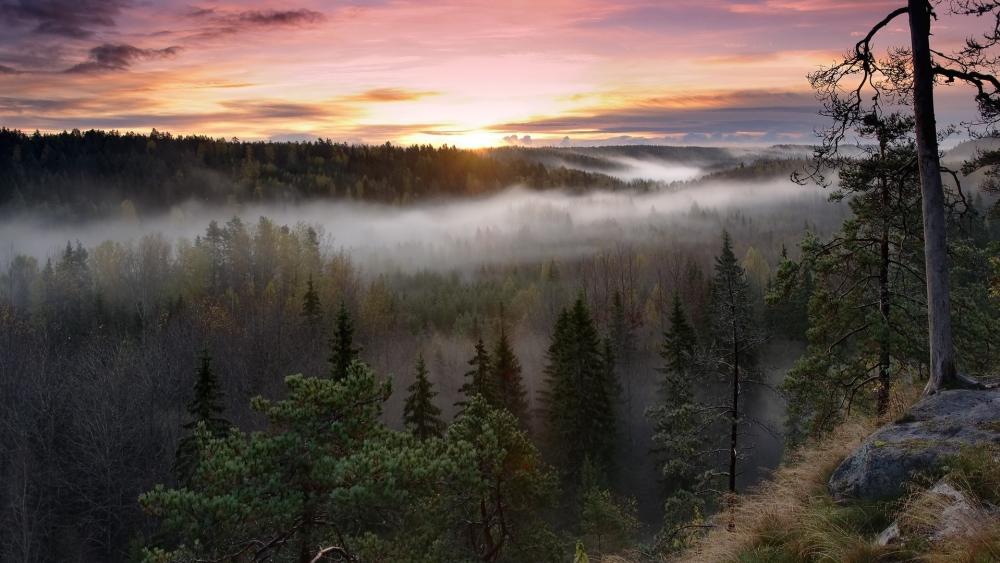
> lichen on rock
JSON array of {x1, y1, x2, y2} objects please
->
[{"x1": 828, "y1": 390, "x2": 1000, "y2": 502}]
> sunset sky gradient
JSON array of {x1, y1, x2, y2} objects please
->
[{"x1": 0, "y1": 0, "x2": 985, "y2": 146}]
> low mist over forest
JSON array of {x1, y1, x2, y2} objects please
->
[{"x1": 1, "y1": 129, "x2": 999, "y2": 562}]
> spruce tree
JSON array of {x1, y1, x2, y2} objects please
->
[
  {"x1": 328, "y1": 302, "x2": 360, "y2": 381},
  {"x1": 301, "y1": 274, "x2": 322, "y2": 328},
  {"x1": 541, "y1": 297, "x2": 619, "y2": 483},
  {"x1": 646, "y1": 294, "x2": 706, "y2": 543},
  {"x1": 661, "y1": 293, "x2": 696, "y2": 381},
  {"x1": 456, "y1": 331, "x2": 494, "y2": 412},
  {"x1": 174, "y1": 350, "x2": 229, "y2": 485},
  {"x1": 403, "y1": 354, "x2": 446, "y2": 440},
  {"x1": 708, "y1": 231, "x2": 761, "y2": 495},
  {"x1": 491, "y1": 321, "x2": 530, "y2": 427}
]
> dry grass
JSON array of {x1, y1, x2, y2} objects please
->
[
  {"x1": 919, "y1": 518, "x2": 1000, "y2": 563},
  {"x1": 673, "y1": 417, "x2": 878, "y2": 563},
  {"x1": 661, "y1": 386, "x2": 1000, "y2": 563},
  {"x1": 586, "y1": 384, "x2": 1000, "y2": 563},
  {"x1": 670, "y1": 386, "x2": 925, "y2": 563}
]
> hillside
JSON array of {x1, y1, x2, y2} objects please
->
[{"x1": 668, "y1": 388, "x2": 1000, "y2": 563}]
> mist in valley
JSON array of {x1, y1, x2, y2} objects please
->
[
  {"x1": 2, "y1": 165, "x2": 836, "y2": 274},
  {"x1": 0, "y1": 153, "x2": 846, "y2": 530}
]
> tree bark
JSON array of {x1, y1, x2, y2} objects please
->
[
  {"x1": 729, "y1": 325, "x2": 739, "y2": 496},
  {"x1": 877, "y1": 137, "x2": 891, "y2": 416},
  {"x1": 908, "y1": 0, "x2": 957, "y2": 394}
]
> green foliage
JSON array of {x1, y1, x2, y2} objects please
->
[
  {"x1": 709, "y1": 230, "x2": 758, "y2": 356},
  {"x1": 407, "y1": 396, "x2": 562, "y2": 562},
  {"x1": 647, "y1": 294, "x2": 708, "y2": 539},
  {"x1": 457, "y1": 333, "x2": 495, "y2": 412},
  {"x1": 403, "y1": 354, "x2": 446, "y2": 440},
  {"x1": 143, "y1": 362, "x2": 446, "y2": 562},
  {"x1": 765, "y1": 244, "x2": 812, "y2": 340},
  {"x1": 540, "y1": 297, "x2": 620, "y2": 483},
  {"x1": 300, "y1": 274, "x2": 322, "y2": 328},
  {"x1": 490, "y1": 322, "x2": 530, "y2": 427},
  {"x1": 706, "y1": 230, "x2": 762, "y2": 495},
  {"x1": 577, "y1": 459, "x2": 640, "y2": 557},
  {"x1": 328, "y1": 302, "x2": 361, "y2": 381},
  {"x1": 772, "y1": 116, "x2": 931, "y2": 439},
  {"x1": 173, "y1": 350, "x2": 229, "y2": 486}
]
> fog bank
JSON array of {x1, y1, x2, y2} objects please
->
[{"x1": 1, "y1": 179, "x2": 830, "y2": 273}]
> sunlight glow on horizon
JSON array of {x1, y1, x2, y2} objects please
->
[{"x1": 0, "y1": 0, "x2": 985, "y2": 146}]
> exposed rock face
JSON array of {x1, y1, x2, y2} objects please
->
[{"x1": 829, "y1": 390, "x2": 1000, "y2": 502}]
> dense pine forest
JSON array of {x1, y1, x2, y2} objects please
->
[{"x1": 0, "y1": 129, "x2": 669, "y2": 218}]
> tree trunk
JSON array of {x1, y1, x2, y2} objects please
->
[
  {"x1": 908, "y1": 0, "x2": 957, "y2": 394},
  {"x1": 729, "y1": 326, "x2": 739, "y2": 495},
  {"x1": 877, "y1": 138, "x2": 891, "y2": 416}
]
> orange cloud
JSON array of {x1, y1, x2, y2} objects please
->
[{"x1": 346, "y1": 88, "x2": 439, "y2": 103}]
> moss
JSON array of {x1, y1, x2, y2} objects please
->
[{"x1": 895, "y1": 438, "x2": 940, "y2": 452}]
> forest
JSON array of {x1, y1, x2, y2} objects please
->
[
  {"x1": 2, "y1": 2, "x2": 1000, "y2": 562},
  {"x1": 1, "y1": 123, "x2": 998, "y2": 561}
]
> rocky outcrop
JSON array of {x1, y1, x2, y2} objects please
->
[{"x1": 828, "y1": 390, "x2": 1000, "y2": 502}]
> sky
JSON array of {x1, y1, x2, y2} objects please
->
[{"x1": 0, "y1": 0, "x2": 988, "y2": 147}]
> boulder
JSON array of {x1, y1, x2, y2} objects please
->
[{"x1": 828, "y1": 390, "x2": 1000, "y2": 502}]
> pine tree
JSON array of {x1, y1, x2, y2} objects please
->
[
  {"x1": 491, "y1": 320, "x2": 530, "y2": 427},
  {"x1": 456, "y1": 331, "x2": 494, "y2": 412},
  {"x1": 144, "y1": 363, "x2": 431, "y2": 563},
  {"x1": 328, "y1": 302, "x2": 360, "y2": 381},
  {"x1": 541, "y1": 297, "x2": 619, "y2": 483},
  {"x1": 174, "y1": 349, "x2": 230, "y2": 485},
  {"x1": 771, "y1": 115, "x2": 928, "y2": 439},
  {"x1": 301, "y1": 274, "x2": 322, "y2": 328},
  {"x1": 403, "y1": 354, "x2": 446, "y2": 440}
]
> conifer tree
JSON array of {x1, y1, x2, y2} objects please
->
[
  {"x1": 300, "y1": 274, "x2": 322, "y2": 328},
  {"x1": 541, "y1": 297, "x2": 619, "y2": 482},
  {"x1": 608, "y1": 291, "x2": 637, "y2": 442},
  {"x1": 771, "y1": 115, "x2": 929, "y2": 438},
  {"x1": 144, "y1": 363, "x2": 441, "y2": 563},
  {"x1": 456, "y1": 329, "x2": 494, "y2": 412},
  {"x1": 328, "y1": 302, "x2": 360, "y2": 381},
  {"x1": 403, "y1": 354, "x2": 446, "y2": 440},
  {"x1": 174, "y1": 350, "x2": 230, "y2": 485},
  {"x1": 646, "y1": 294, "x2": 706, "y2": 542},
  {"x1": 491, "y1": 320, "x2": 530, "y2": 427},
  {"x1": 707, "y1": 231, "x2": 762, "y2": 495}
]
